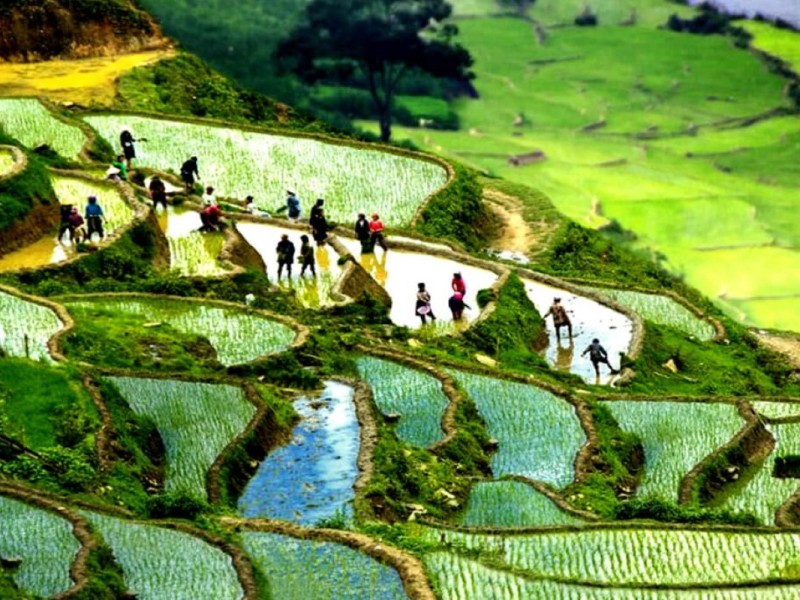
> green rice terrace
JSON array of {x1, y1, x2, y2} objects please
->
[{"x1": 0, "y1": 2, "x2": 799, "y2": 598}]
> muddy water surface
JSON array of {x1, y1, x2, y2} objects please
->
[
  {"x1": 524, "y1": 279, "x2": 633, "y2": 383},
  {"x1": 0, "y1": 235, "x2": 71, "y2": 272},
  {"x1": 238, "y1": 382, "x2": 359, "y2": 525}
]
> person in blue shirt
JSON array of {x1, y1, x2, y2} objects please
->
[
  {"x1": 85, "y1": 196, "x2": 105, "y2": 241},
  {"x1": 285, "y1": 189, "x2": 301, "y2": 221}
]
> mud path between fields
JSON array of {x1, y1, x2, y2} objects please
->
[{"x1": 484, "y1": 189, "x2": 554, "y2": 256}]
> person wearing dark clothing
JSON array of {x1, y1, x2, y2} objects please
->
[
  {"x1": 120, "y1": 130, "x2": 136, "y2": 168},
  {"x1": 582, "y1": 338, "x2": 618, "y2": 377},
  {"x1": 283, "y1": 190, "x2": 301, "y2": 221},
  {"x1": 448, "y1": 292, "x2": 471, "y2": 321},
  {"x1": 355, "y1": 213, "x2": 371, "y2": 251},
  {"x1": 543, "y1": 297, "x2": 573, "y2": 341},
  {"x1": 299, "y1": 234, "x2": 316, "y2": 278},
  {"x1": 149, "y1": 176, "x2": 167, "y2": 210},
  {"x1": 416, "y1": 282, "x2": 436, "y2": 325},
  {"x1": 276, "y1": 234, "x2": 295, "y2": 280},
  {"x1": 451, "y1": 272, "x2": 466, "y2": 295},
  {"x1": 310, "y1": 207, "x2": 329, "y2": 246},
  {"x1": 199, "y1": 203, "x2": 221, "y2": 232},
  {"x1": 85, "y1": 196, "x2": 105, "y2": 240},
  {"x1": 59, "y1": 204, "x2": 73, "y2": 241},
  {"x1": 180, "y1": 157, "x2": 199, "y2": 193},
  {"x1": 310, "y1": 199, "x2": 324, "y2": 221},
  {"x1": 67, "y1": 206, "x2": 85, "y2": 243},
  {"x1": 369, "y1": 213, "x2": 387, "y2": 251}
]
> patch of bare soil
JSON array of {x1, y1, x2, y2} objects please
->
[
  {"x1": 755, "y1": 331, "x2": 800, "y2": 370},
  {"x1": 483, "y1": 189, "x2": 555, "y2": 257}
]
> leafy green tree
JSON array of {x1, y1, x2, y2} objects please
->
[{"x1": 276, "y1": 0, "x2": 473, "y2": 141}]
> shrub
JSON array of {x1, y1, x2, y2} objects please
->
[{"x1": 146, "y1": 491, "x2": 209, "y2": 520}]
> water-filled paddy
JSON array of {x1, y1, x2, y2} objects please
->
[
  {"x1": 239, "y1": 381, "x2": 359, "y2": 525},
  {"x1": 460, "y1": 481, "x2": 583, "y2": 528},
  {"x1": 524, "y1": 278, "x2": 633, "y2": 383},
  {"x1": 0, "y1": 291, "x2": 62, "y2": 361},
  {"x1": 158, "y1": 206, "x2": 229, "y2": 276},
  {"x1": 237, "y1": 221, "x2": 345, "y2": 308}
]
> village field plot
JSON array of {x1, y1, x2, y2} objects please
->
[
  {"x1": 105, "y1": 376, "x2": 256, "y2": 499},
  {"x1": 0, "y1": 98, "x2": 85, "y2": 159},
  {"x1": 426, "y1": 527, "x2": 800, "y2": 587},
  {"x1": 357, "y1": 356, "x2": 449, "y2": 448},
  {"x1": 751, "y1": 401, "x2": 800, "y2": 420},
  {"x1": 65, "y1": 297, "x2": 296, "y2": 366},
  {"x1": 587, "y1": 287, "x2": 715, "y2": 340},
  {"x1": 448, "y1": 370, "x2": 585, "y2": 486},
  {"x1": 424, "y1": 552, "x2": 800, "y2": 600},
  {"x1": 84, "y1": 511, "x2": 243, "y2": 600},
  {"x1": 602, "y1": 401, "x2": 743, "y2": 502},
  {"x1": 159, "y1": 207, "x2": 230, "y2": 277},
  {"x1": 460, "y1": 481, "x2": 582, "y2": 528},
  {"x1": 239, "y1": 382, "x2": 360, "y2": 525},
  {"x1": 0, "y1": 290, "x2": 62, "y2": 361},
  {"x1": 243, "y1": 532, "x2": 407, "y2": 600},
  {"x1": 722, "y1": 422, "x2": 800, "y2": 526},
  {"x1": 0, "y1": 495, "x2": 80, "y2": 598},
  {"x1": 85, "y1": 114, "x2": 448, "y2": 226},
  {"x1": 51, "y1": 175, "x2": 135, "y2": 238}
]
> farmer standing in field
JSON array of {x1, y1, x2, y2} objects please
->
[
  {"x1": 180, "y1": 156, "x2": 199, "y2": 194},
  {"x1": 415, "y1": 282, "x2": 436, "y2": 325},
  {"x1": 67, "y1": 206, "x2": 85, "y2": 243},
  {"x1": 85, "y1": 196, "x2": 105, "y2": 241},
  {"x1": 581, "y1": 338, "x2": 618, "y2": 377},
  {"x1": 309, "y1": 199, "x2": 329, "y2": 246},
  {"x1": 355, "y1": 213, "x2": 371, "y2": 252},
  {"x1": 120, "y1": 129, "x2": 142, "y2": 169},
  {"x1": 276, "y1": 233, "x2": 296, "y2": 280},
  {"x1": 543, "y1": 297, "x2": 573, "y2": 341},
  {"x1": 149, "y1": 176, "x2": 167, "y2": 211},
  {"x1": 451, "y1": 272, "x2": 466, "y2": 295},
  {"x1": 199, "y1": 202, "x2": 221, "y2": 232},
  {"x1": 299, "y1": 234, "x2": 316, "y2": 278},
  {"x1": 278, "y1": 189, "x2": 301, "y2": 221},
  {"x1": 448, "y1": 292, "x2": 470, "y2": 321},
  {"x1": 369, "y1": 213, "x2": 388, "y2": 252}
]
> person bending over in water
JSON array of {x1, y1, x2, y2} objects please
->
[{"x1": 581, "y1": 338, "x2": 618, "y2": 377}]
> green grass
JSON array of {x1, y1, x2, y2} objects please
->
[
  {"x1": 743, "y1": 21, "x2": 800, "y2": 75},
  {"x1": 530, "y1": 0, "x2": 697, "y2": 27},
  {"x1": 356, "y1": 356, "x2": 449, "y2": 447},
  {"x1": 0, "y1": 290, "x2": 62, "y2": 361},
  {"x1": 85, "y1": 114, "x2": 448, "y2": 226},
  {"x1": 722, "y1": 422, "x2": 800, "y2": 525},
  {"x1": 602, "y1": 401, "x2": 743, "y2": 502},
  {"x1": 460, "y1": 481, "x2": 583, "y2": 528},
  {"x1": 0, "y1": 359, "x2": 96, "y2": 450},
  {"x1": 0, "y1": 495, "x2": 80, "y2": 598},
  {"x1": 105, "y1": 376, "x2": 256, "y2": 499},
  {"x1": 448, "y1": 370, "x2": 585, "y2": 486},
  {"x1": 0, "y1": 99, "x2": 85, "y2": 159},
  {"x1": 83, "y1": 511, "x2": 243, "y2": 600}
]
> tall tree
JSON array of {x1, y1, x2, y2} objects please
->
[{"x1": 276, "y1": 0, "x2": 473, "y2": 142}]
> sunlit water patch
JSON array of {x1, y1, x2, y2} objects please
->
[{"x1": 239, "y1": 381, "x2": 359, "y2": 525}]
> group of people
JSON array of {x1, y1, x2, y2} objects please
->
[
  {"x1": 414, "y1": 272, "x2": 471, "y2": 325},
  {"x1": 276, "y1": 233, "x2": 316, "y2": 280},
  {"x1": 58, "y1": 196, "x2": 105, "y2": 244}
]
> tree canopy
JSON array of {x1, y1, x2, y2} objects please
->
[{"x1": 277, "y1": 0, "x2": 473, "y2": 141}]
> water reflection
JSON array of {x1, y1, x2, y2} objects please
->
[{"x1": 554, "y1": 339, "x2": 575, "y2": 371}]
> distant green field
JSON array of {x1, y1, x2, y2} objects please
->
[{"x1": 743, "y1": 21, "x2": 800, "y2": 75}]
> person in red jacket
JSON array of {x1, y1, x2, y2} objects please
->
[
  {"x1": 199, "y1": 203, "x2": 222, "y2": 232},
  {"x1": 369, "y1": 213, "x2": 388, "y2": 251},
  {"x1": 451, "y1": 272, "x2": 466, "y2": 295}
]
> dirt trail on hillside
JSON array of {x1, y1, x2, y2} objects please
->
[
  {"x1": 755, "y1": 331, "x2": 800, "y2": 370},
  {"x1": 483, "y1": 189, "x2": 555, "y2": 256}
]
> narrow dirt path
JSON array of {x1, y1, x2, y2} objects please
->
[
  {"x1": 483, "y1": 190, "x2": 536, "y2": 254},
  {"x1": 755, "y1": 332, "x2": 800, "y2": 370}
]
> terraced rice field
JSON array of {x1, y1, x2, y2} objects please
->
[
  {"x1": 602, "y1": 401, "x2": 744, "y2": 501},
  {"x1": 460, "y1": 481, "x2": 583, "y2": 528},
  {"x1": 84, "y1": 511, "x2": 243, "y2": 600},
  {"x1": 722, "y1": 422, "x2": 800, "y2": 525},
  {"x1": 425, "y1": 527, "x2": 800, "y2": 586},
  {"x1": 106, "y1": 376, "x2": 256, "y2": 499},
  {"x1": 85, "y1": 114, "x2": 448, "y2": 226},
  {"x1": 588, "y1": 287, "x2": 715, "y2": 340},
  {"x1": 523, "y1": 278, "x2": 633, "y2": 383},
  {"x1": 752, "y1": 401, "x2": 800, "y2": 420},
  {"x1": 338, "y1": 238, "x2": 499, "y2": 331},
  {"x1": 236, "y1": 222, "x2": 345, "y2": 309},
  {"x1": 0, "y1": 290, "x2": 62, "y2": 361},
  {"x1": 0, "y1": 98, "x2": 86, "y2": 159},
  {"x1": 243, "y1": 532, "x2": 407, "y2": 599},
  {"x1": 448, "y1": 370, "x2": 585, "y2": 486},
  {"x1": 0, "y1": 495, "x2": 80, "y2": 598},
  {"x1": 425, "y1": 552, "x2": 800, "y2": 600},
  {"x1": 51, "y1": 175, "x2": 135, "y2": 240},
  {"x1": 65, "y1": 297, "x2": 295, "y2": 366},
  {"x1": 239, "y1": 381, "x2": 359, "y2": 525},
  {"x1": 357, "y1": 356, "x2": 449, "y2": 447},
  {"x1": 159, "y1": 206, "x2": 229, "y2": 277}
]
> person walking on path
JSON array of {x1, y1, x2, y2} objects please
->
[
  {"x1": 276, "y1": 233, "x2": 296, "y2": 280},
  {"x1": 180, "y1": 156, "x2": 199, "y2": 194},
  {"x1": 416, "y1": 282, "x2": 436, "y2": 325},
  {"x1": 299, "y1": 234, "x2": 316, "y2": 278},
  {"x1": 199, "y1": 203, "x2": 222, "y2": 232},
  {"x1": 310, "y1": 206, "x2": 329, "y2": 247},
  {"x1": 355, "y1": 213, "x2": 371, "y2": 251},
  {"x1": 451, "y1": 272, "x2": 466, "y2": 295},
  {"x1": 369, "y1": 213, "x2": 387, "y2": 252},
  {"x1": 581, "y1": 338, "x2": 618, "y2": 377},
  {"x1": 85, "y1": 196, "x2": 105, "y2": 241},
  {"x1": 448, "y1": 292, "x2": 471, "y2": 321},
  {"x1": 120, "y1": 130, "x2": 143, "y2": 169},
  {"x1": 544, "y1": 297, "x2": 573, "y2": 341},
  {"x1": 149, "y1": 176, "x2": 167, "y2": 211}
]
